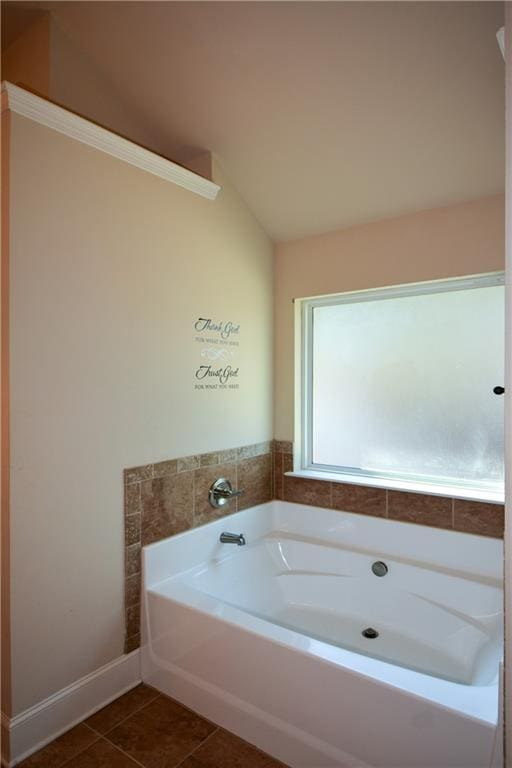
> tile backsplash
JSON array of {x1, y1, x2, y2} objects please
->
[
  {"x1": 272, "y1": 440, "x2": 504, "y2": 539},
  {"x1": 124, "y1": 438, "x2": 503, "y2": 653},
  {"x1": 123, "y1": 441, "x2": 272, "y2": 652}
]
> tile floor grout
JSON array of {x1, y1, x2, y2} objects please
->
[
  {"x1": 100, "y1": 736, "x2": 148, "y2": 768},
  {"x1": 140, "y1": 685, "x2": 225, "y2": 736},
  {"x1": 59, "y1": 734, "x2": 147, "y2": 768},
  {"x1": 87, "y1": 687, "x2": 221, "y2": 768},
  {"x1": 88, "y1": 689, "x2": 162, "y2": 738},
  {"x1": 56, "y1": 727, "x2": 100, "y2": 768},
  {"x1": 172, "y1": 726, "x2": 220, "y2": 768},
  {"x1": 20, "y1": 683, "x2": 288, "y2": 768},
  {"x1": 57, "y1": 689, "x2": 163, "y2": 768},
  {"x1": 92, "y1": 687, "x2": 221, "y2": 768}
]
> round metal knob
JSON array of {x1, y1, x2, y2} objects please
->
[{"x1": 208, "y1": 477, "x2": 243, "y2": 509}]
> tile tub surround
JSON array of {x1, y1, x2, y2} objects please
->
[
  {"x1": 272, "y1": 441, "x2": 504, "y2": 538},
  {"x1": 123, "y1": 442, "x2": 272, "y2": 652},
  {"x1": 125, "y1": 440, "x2": 503, "y2": 652}
]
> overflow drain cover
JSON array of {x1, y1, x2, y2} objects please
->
[
  {"x1": 362, "y1": 627, "x2": 379, "y2": 639},
  {"x1": 372, "y1": 561, "x2": 388, "y2": 577}
]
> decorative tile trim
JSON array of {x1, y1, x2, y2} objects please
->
[
  {"x1": 123, "y1": 441, "x2": 273, "y2": 652},
  {"x1": 272, "y1": 442, "x2": 504, "y2": 537}
]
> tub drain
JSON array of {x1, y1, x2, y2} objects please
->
[{"x1": 362, "y1": 627, "x2": 379, "y2": 639}]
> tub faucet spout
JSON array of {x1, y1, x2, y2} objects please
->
[{"x1": 220, "y1": 532, "x2": 246, "y2": 546}]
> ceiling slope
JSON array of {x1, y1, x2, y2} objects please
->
[{"x1": 9, "y1": 1, "x2": 506, "y2": 241}]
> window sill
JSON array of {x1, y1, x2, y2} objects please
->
[{"x1": 285, "y1": 469, "x2": 504, "y2": 505}]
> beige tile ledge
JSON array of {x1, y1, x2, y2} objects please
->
[{"x1": 286, "y1": 469, "x2": 504, "y2": 505}]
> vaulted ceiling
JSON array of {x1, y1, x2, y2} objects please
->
[{"x1": 3, "y1": 1, "x2": 505, "y2": 241}]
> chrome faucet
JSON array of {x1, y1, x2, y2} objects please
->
[
  {"x1": 219, "y1": 532, "x2": 246, "y2": 546},
  {"x1": 209, "y1": 477, "x2": 244, "y2": 509}
]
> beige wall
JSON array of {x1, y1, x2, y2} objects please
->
[
  {"x1": 8, "y1": 113, "x2": 273, "y2": 714},
  {"x1": 274, "y1": 195, "x2": 505, "y2": 439}
]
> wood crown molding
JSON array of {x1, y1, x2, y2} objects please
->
[{"x1": 1, "y1": 82, "x2": 221, "y2": 201}]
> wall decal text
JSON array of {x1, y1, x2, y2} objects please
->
[{"x1": 193, "y1": 317, "x2": 240, "y2": 390}]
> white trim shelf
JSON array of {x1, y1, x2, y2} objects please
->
[{"x1": 1, "y1": 82, "x2": 220, "y2": 201}]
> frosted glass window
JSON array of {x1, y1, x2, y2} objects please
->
[{"x1": 308, "y1": 279, "x2": 504, "y2": 491}]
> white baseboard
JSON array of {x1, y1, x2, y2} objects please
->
[{"x1": 2, "y1": 650, "x2": 141, "y2": 767}]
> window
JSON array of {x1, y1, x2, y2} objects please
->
[{"x1": 297, "y1": 274, "x2": 504, "y2": 497}]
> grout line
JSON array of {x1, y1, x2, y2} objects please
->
[
  {"x1": 55, "y1": 725, "x2": 101, "y2": 768},
  {"x1": 48, "y1": 683, "x2": 288, "y2": 768},
  {"x1": 98, "y1": 691, "x2": 162, "y2": 740},
  {"x1": 385, "y1": 489, "x2": 388, "y2": 518},
  {"x1": 235, "y1": 461, "x2": 239, "y2": 513},
  {"x1": 281, "y1": 450, "x2": 286, "y2": 501},
  {"x1": 279, "y1": 451, "x2": 284, "y2": 501},
  {"x1": 145, "y1": 686, "x2": 220, "y2": 732},
  {"x1": 95, "y1": 737, "x2": 147, "y2": 767},
  {"x1": 173, "y1": 727, "x2": 220, "y2": 768},
  {"x1": 192, "y1": 466, "x2": 196, "y2": 525}
]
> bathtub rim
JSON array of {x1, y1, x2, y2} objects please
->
[{"x1": 143, "y1": 500, "x2": 503, "y2": 585}]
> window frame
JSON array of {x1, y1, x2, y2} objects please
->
[{"x1": 295, "y1": 271, "x2": 505, "y2": 498}]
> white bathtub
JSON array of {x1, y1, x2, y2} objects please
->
[{"x1": 141, "y1": 500, "x2": 503, "y2": 768}]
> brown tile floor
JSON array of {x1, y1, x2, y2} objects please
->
[{"x1": 19, "y1": 684, "x2": 288, "y2": 768}]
